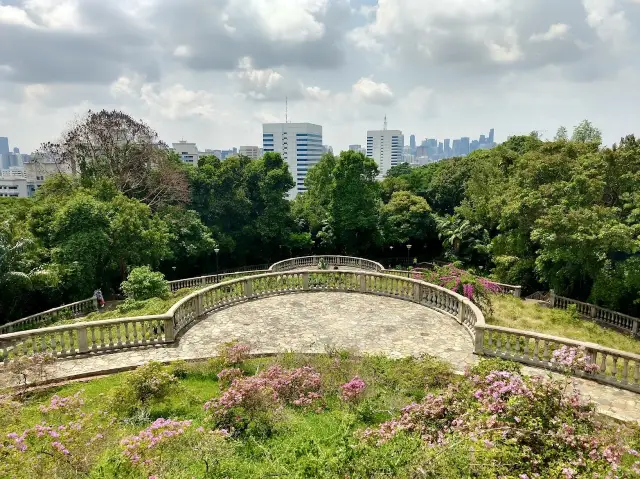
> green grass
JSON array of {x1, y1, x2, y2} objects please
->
[
  {"x1": 1, "y1": 353, "x2": 454, "y2": 478},
  {"x1": 488, "y1": 295, "x2": 640, "y2": 355}
]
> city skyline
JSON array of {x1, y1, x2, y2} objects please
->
[{"x1": 1, "y1": 1, "x2": 639, "y2": 157}]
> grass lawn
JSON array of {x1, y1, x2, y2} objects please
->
[
  {"x1": 2, "y1": 352, "x2": 639, "y2": 479},
  {"x1": 488, "y1": 295, "x2": 640, "y2": 355}
]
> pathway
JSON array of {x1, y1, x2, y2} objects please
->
[{"x1": 1, "y1": 292, "x2": 638, "y2": 423}]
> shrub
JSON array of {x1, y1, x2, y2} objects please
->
[
  {"x1": 468, "y1": 357, "x2": 522, "y2": 378},
  {"x1": 120, "y1": 266, "x2": 169, "y2": 301},
  {"x1": 7, "y1": 352, "x2": 56, "y2": 389},
  {"x1": 340, "y1": 376, "x2": 367, "y2": 403},
  {"x1": 169, "y1": 360, "x2": 189, "y2": 379},
  {"x1": 218, "y1": 340, "x2": 251, "y2": 366},
  {"x1": 110, "y1": 361, "x2": 179, "y2": 415}
]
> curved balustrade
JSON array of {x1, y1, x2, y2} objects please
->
[
  {"x1": 269, "y1": 256, "x2": 384, "y2": 272},
  {"x1": 168, "y1": 270, "x2": 269, "y2": 292},
  {"x1": 1, "y1": 258, "x2": 639, "y2": 395},
  {"x1": 0, "y1": 298, "x2": 98, "y2": 335}
]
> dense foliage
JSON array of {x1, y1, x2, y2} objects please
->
[
  {"x1": 2, "y1": 112, "x2": 639, "y2": 323},
  {"x1": 1, "y1": 353, "x2": 639, "y2": 478}
]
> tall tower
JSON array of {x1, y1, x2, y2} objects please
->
[{"x1": 383, "y1": 115, "x2": 387, "y2": 131}]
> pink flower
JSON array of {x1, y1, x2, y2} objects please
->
[{"x1": 339, "y1": 377, "x2": 366, "y2": 403}]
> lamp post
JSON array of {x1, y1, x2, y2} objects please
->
[
  {"x1": 214, "y1": 247, "x2": 220, "y2": 282},
  {"x1": 406, "y1": 244, "x2": 412, "y2": 264}
]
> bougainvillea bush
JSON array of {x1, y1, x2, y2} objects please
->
[
  {"x1": 1, "y1": 353, "x2": 639, "y2": 478},
  {"x1": 415, "y1": 263, "x2": 502, "y2": 313}
]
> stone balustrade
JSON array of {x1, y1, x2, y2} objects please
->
[
  {"x1": 476, "y1": 324, "x2": 640, "y2": 393},
  {"x1": 0, "y1": 298, "x2": 98, "y2": 335},
  {"x1": 269, "y1": 256, "x2": 384, "y2": 272},
  {"x1": 168, "y1": 270, "x2": 269, "y2": 292},
  {"x1": 550, "y1": 291, "x2": 639, "y2": 337}
]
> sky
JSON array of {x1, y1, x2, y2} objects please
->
[{"x1": 1, "y1": 0, "x2": 640, "y2": 153}]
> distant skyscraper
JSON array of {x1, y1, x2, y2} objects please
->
[
  {"x1": 444, "y1": 139, "x2": 451, "y2": 157},
  {"x1": 0, "y1": 137, "x2": 8, "y2": 156},
  {"x1": 366, "y1": 128, "x2": 404, "y2": 178},
  {"x1": 239, "y1": 146, "x2": 261, "y2": 159},
  {"x1": 12, "y1": 147, "x2": 19, "y2": 154},
  {"x1": 410, "y1": 135, "x2": 416, "y2": 152},
  {"x1": 489, "y1": 128, "x2": 495, "y2": 144},
  {"x1": 172, "y1": 140, "x2": 200, "y2": 165},
  {"x1": 479, "y1": 135, "x2": 486, "y2": 144},
  {"x1": 452, "y1": 139, "x2": 461, "y2": 157},
  {"x1": 263, "y1": 122, "x2": 323, "y2": 198},
  {"x1": 461, "y1": 137, "x2": 470, "y2": 155}
]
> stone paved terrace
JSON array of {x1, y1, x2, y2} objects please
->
[{"x1": 1, "y1": 292, "x2": 638, "y2": 423}]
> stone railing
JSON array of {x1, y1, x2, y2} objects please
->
[
  {"x1": 475, "y1": 324, "x2": 640, "y2": 393},
  {"x1": 550, "y1": 292, "x2": 639, "y2": 337},
  {"x1": 0, "y1": 270, "x2": 482, "y2": 364},
  {"x1": 269, "y1": 256, "x2": 384, "y2": 272},
  {"x1": 0, "y1": 298, "x2": 98, "y2": 334},
  {"x1": 168, "y1": 270, "x2": 269, "y2": 292}
]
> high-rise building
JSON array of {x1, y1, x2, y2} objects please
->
[
  {"x1": 444, "y1": 139, "x2": 451, "y2": 158},
  {"x1": 263, "y1": 122, "x2": 323, "y2": 198},
  {"x1": 479, "y1": 135, "x2": 486, "y2": 144},
  {"x1": 239, "y1": 146, "x2": 261, "y2": 159},
  {"x1": 488, "y1": 128, "x2": 495, "y2": 145},
  {"x1": 409, "y1": 135, "x2": 416, "y2": 153},
  {"x1": 172, "y1": 140, "x2": 200, "y2": 165},
  {"x1": 460, "y1": 137, "x2": 470, "y2": 156},
  {"x1": 13, "y1": 147, "x2": 19, "y2": 154},
  {"x1": 366, "y1": 128, "x2": 404, "y2": 178},
  {"x1": 349, "y1": 144, "x2": 361, "y2": 151},
  {"x1": 0, "y1": 137, "x2": 8, "y2": 155},
  {"x1": 470, "y1": 140, "x2": 480, "y2": 153}
]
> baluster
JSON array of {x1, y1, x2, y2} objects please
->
[
  {"x1": 496, "y1": 334, "x2": 502, "y2": 355},
  {"x1": 533, "y1": 339, "x2": 539, "y2": 360},
  {"x1": 513, "y1": 335, "x2": 520, "y2": 355},
  {"x1": 634, "y1": 361, "x2": 639, "y2": 386},
  {"x1": 600, "y1": 353, "x2": 607, "y2": 375},
  {"x1": 612, "y1": 357, "x2": 619, "y2": 380},
  {"x1": 543, "y1": 341, "x2": 549, "y2": 361},
  {"x1": 505, "y1": 335, "x2": 511, "y2": 356},
  {"x1": 115, "y1": 323, "x2": 122, "y2": 346},
  {"x1": 40, "y1": 334, "x2": 47, "y2": 354},
  {"x1": 622, "y1": 359, "x2": 629, "y2": 384},
  {"x1": 123, "y1": 323, "x2": 131, "y2": 345}
]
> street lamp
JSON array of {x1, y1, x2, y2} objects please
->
[
  {"x1": 406, "y1": 244, "x2": 412, "y2": 264},
  {"x1": 214, "y1": 247, "x2": 220, "y2": 282}
]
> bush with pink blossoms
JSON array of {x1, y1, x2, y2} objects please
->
[
  {"x1": 219, "y1": 340, "x2": 251, "y2": 366},
  {"x1": 121, "y1": 418, "x2": 192, "y2": 465},
  {"x1": 204, "y1": 365, "x2": 323, "y2": 434},
  {"x1": 552, "y1": 345, "x2": 600, "y2": 374},
  {"x1": 360, "y1": 368, "x2": 634, "y2": 478},
  {"x1": 39, "y1": 391, "x2": 84, "y2": 413},
  {"x1": 340, "y1": 376, "x2": 366, "y2": 403},
  {"x1": 217, "y1": 367, "x2": 244, "y2": 387},
  {"x1": 420, "y1": 264, "x2": 495, "y2": 313}
]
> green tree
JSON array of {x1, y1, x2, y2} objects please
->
[
  {"x1": 571, "y1": 119, "x2": 602, "y2": 144},
  {"x1": 554, "y1": 126, "x2": 569, "y2": 142},
  {"x1": 380, "y1": 191, "x2": 435, "y2": 245},
  {"x1": 328, "y1": 150, "x2": 380, "y2": 254}
]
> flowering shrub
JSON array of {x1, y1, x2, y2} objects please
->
[
  {"x1": 552, "y1": 346, "x2": 600, "y2": 374},
  {"x1": 360, "y1": 368, "x2": 634, "y2": 477},
  {"x1": 121, "y1": 418, "x2": 192, "y2": 464},
  {"x1": 110, "y1": 361, "x2": 179, "y2": 415},
  {"x1": 204, "y1": 365, "x2": 323, "y2": 433},
  {"x1": 218, "y1": 340, "x2": 251, "y2": 366},
  {"x1": 217, "y1": 367, "x2": 243, "y2": 387},
  {"x1": 419, "y1": 264, "x2": 498, "y2": 313},
  {"x1": 39, "y1": 391, "x2": 84, "y2": 413},
  {"x1": 2, "y1": 391, "x2": 112, "y2": 477},
  {"x1": 340, "y1": 376, "x2": 366, "y2": 403}
]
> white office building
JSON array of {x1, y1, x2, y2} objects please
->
[
  {"x1": 366, "y1": 129, "x2": 404, "y2": 178},
  {"x1": 262, "y1": 122, "x2": 323, "y2": 198},
  {"x1": 239, "y1": 146, "x2": 261, "y2": 159},
  {"x1": 172, "y1": 141, "x2": 200, "y2": 165},
  {"x1": 0, "y1": 157, "x2": 67, "y2": 198}
]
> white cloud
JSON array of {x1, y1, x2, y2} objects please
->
[
  {"x1": 583, "y1": 0, "x2": 628, "y2": 43},
  {"x1": 173, "y1": 45, "x2": 192, "y2": 59},
  {"x1": 352, "y1": 77, "x2": 394, "y2": 105},
  {"x1": 530, "y1": 23, "x2": 570, "y2": 42},
  {"x1": 229, "y1": 57, "x2": 286, "y2": 100},
  {"x1": 23, "y1": 0, "x2": 83, "y2": 31},
  {"x1": 486, "y1": 27, "x2": 523, "y2": 63},
  {"x1": 0, "y1": 5, "x2": 38, "y2": 28},
  {"x1": 302, "y1": 85, "x2": 331, "y2": 101}
]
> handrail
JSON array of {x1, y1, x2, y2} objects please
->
[
  {"x1": 476, "y1": 323, "x2": 640, "y2": 393},
  {"x1": 1, "y1": 257, "x2": 638, "y2": 394},
  {"x1": 269, "y1": 256, "x2": 385, "y2": 272},
  {"x1": 0, "y1": 270, "x2": 483, "y2": 365},
  {"x1": 0, "y1": 297, "x2": 98, "y2": 334},
  {"x1": 549, "y1": 291, "x2": 639, "y2": 337},
  {"x1": 168, "y1": 270, "x2": 269, "y2": 292}
]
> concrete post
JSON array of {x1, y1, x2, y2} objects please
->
[
  {"x1": 458, "y1": 300, "x2": 465, "y2": 323},
  {"x1": 590, "y1": 304, "x2": 597, "y2": 319},
  {"x1": 196, "y1": 294, "x2": 203, "y2": 317},
  {"x1": 92, "y1": 297, "x2": 98, "y2": 311},
  {"x1": 245, "y1": 279, "x2": 253, "y2": 298},
  {"x1": 413, "y1": 283, "x2": 421, "y2": 303},
  {"x1": 303, "y1": 272, "x2": 309, "y2": 291},
  {"x1": 360, "y1": 274, "x2": 366, "y2": 293},
  {"x1": 474, "y1": 327, "x2": 484, "y2": 354},
  {"x1": 549, "y1": 290, "x2": 556, "y2": 308},
  {"x1": 633, "y1": 319, "x2": 638, "y2": 337},
  {"x1": 164, "y1": 317, "x2": 175, "y2": 342},
  {"x1": 514, "y1": 286, "x2": 522, "y2": 299},
  {"x1": 78, "y1": 328, "x2": 89, "y2": 353}
]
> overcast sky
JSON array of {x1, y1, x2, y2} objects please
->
[{"x1": 1, "y1": 0, "x2": 640, "y2": 153}]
